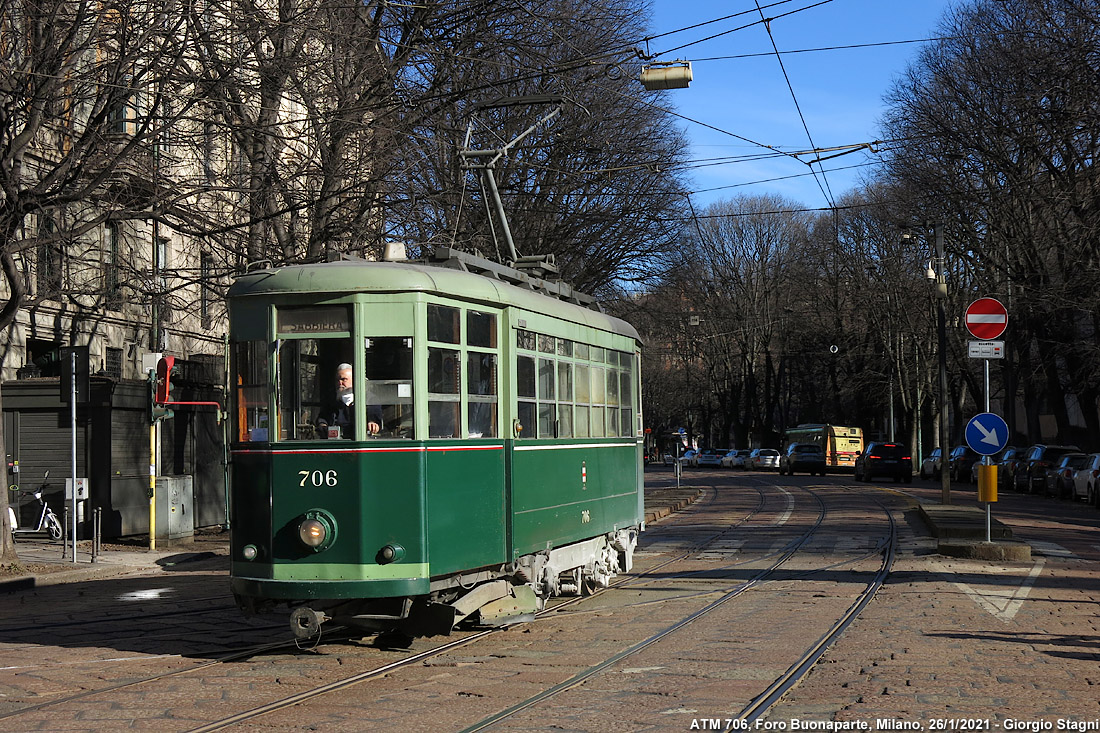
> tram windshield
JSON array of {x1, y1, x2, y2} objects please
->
[
  {"x1": 231, "y1": 301, "x2": 416, "y2": 442},
  {"x1": 272, "y1": 335, "x2": 413, "y2": 442}
]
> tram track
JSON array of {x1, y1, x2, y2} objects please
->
[
  {"x1": 448, "y1": 479, "x2": 899, "y2": 731},
  {"x1": 0, "y1": 474, "x2": 904, "y2": 732},
  {"x1": 0, "y1": 632, "x2": 342, "y2": 721},
  {"x1": 172, "y1": 476, "x2": 850, "y2": 732},
  {"x1": 735, "y1": 492, "x2": 898, "y2": 725},
  {"x1": 0, "y1": 499, "x2": 738, "y2": 728}
]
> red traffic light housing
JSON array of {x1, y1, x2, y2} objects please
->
[{"x1": 155, "y1": 356, "x2": 175, "y2": 404}]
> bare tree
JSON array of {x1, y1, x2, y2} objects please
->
[
  {"x1": 386, "y1": 0, "x2": 691, "y2": 294},
  {"x1": 0, "y1": 0, "x2": 205, "y2": 561},
  {"x1": 879, "y1": 0, "x2": 1100, "y2": 445}
]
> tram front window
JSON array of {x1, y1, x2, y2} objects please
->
[
  {"x1": 365, "y1": 337, "x2": 414, "y2": 439},
  {"x1": 278, "y1": 337, "x2": 353, "y2": 440},
  {"x1": 234, "y1": 341, "x2": 269, "y2": 442},
  {"x1": 274, "y1": 336, "x2": 414, "y2": 441}
]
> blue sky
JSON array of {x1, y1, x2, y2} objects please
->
[{"x1": 647, "y1": 0, "x2": 959, "y2": 210}]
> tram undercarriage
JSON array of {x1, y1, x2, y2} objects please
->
[{"x1": 256, "y1": 528, "x2": 640, "y2": 639}]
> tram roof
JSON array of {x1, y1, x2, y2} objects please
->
[{"x1": 228, "y1": 259, "x2": 640, "y2": 342}]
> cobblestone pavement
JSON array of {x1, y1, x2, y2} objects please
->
[
  {"x1": 767, "y1": 473, "x2": 1100, "y2": 729},
  {"x1": 2, "y1": 468, "x2": 1098, "y2": 731}
]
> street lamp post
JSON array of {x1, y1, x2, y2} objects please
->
[
  {"x1": 933, "y1": 223, "x2": 951, "y2": 505},
  {"x1": 906, "y1": 223, "x2": 951, "y2": 505}
]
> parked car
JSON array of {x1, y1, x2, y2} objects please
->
[
  {"x1": 919, "y1": 447, "x2": 943, "y2": 481},
  {"x1": 1044, "y1": 452, "x2": 1088, "y2": 499},
  {"x1": 1015, "y1": 444, "x2": 1081, "y2": 493},
  {"x1": 746, "y1": 448, "x2": 780, "y2": 471},
  {"x1": 1071, "y1": 453, "x2": 1100, "y2": 506},
  {"x1": 721, "y1": 449, "x2": 752, "y2": 469},
  {"x1": 854, "y1": 442, "x2": 913, "y2": 483},
  {"x1": 678, "y1": 449, "x2": 698, "y2": 468},
  {"x1": 996, "y1": 446, "x2": 1026, "y2": 489},
  {"x1": 967, "y1": 446, "x2": 1013, "y2": 483},
  {"x1": 779, "y1": 443, "x2": 826, "y2": 476},
  {"x1": 662, "y1": 451, "x2": 678, "y2": 466},
  {"x1": 693, "y1": 448, "x2": 724, "y2": 468},
  {"x1": 948, "y1": 445, "x2": 981, "y2": 484}
]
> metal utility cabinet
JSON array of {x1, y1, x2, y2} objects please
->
[{"x1": 155, "y1": 475, "x2": 194, "y2": 540}]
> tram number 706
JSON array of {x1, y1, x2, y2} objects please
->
[{"x1": 298, "y1": 470, "x2": 339, "y2": 488}]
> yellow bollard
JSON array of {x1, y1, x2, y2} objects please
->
[{"x1": 977, "y1": 464, "x2": 998, "y2": 503}]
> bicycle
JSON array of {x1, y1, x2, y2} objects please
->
[{"x1": 7, "y1": 471, "x2": 63, "y2": 540}]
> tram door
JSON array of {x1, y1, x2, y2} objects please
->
[{"x1": 422, "y1": 303, "x2": 507, "y2": 575}]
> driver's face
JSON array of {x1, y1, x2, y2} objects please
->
[{"x1": 337, "y1": 370, "x2": 353, "y2": 390}]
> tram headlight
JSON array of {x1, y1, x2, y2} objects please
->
[
  {"x1": 377, "y1": 543, "x2": 405, "y2": 564},
  {"x1": 242, "y1": 544, "x2": 259, "y2": 561},
  {"x1": 297, "y1": 510, "x2": 337, "y2": 552}
]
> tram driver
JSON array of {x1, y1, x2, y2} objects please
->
[{"x1": 316, "y1": 363, "x2": 382, "y2": 438}]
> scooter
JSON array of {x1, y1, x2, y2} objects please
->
[{"x1": 7, "y1": 471, "x2": 63, "y2": 540}]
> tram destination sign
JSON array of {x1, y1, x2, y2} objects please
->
[
  {"x1": 968, "y1": 340, "x2": 1005, "y2": 359},
  {"x1": 964, "y1": 297, "x2": 1008, "y2": 340}
]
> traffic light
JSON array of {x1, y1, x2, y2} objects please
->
[
  {"x1": 155, "y1": 356, "x2": 175, "y2": 404},
  {"x1": 150, "y1": 356, "x2": 176, "y2": 423},
  {"x1": 151, "y1": 404, "x2": 175, "y2": 423}
]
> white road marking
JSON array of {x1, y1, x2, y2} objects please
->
[
  {"x1": 1028, "y1": 540, "x2": 1076, "y2": 558},
  {"x1": 769, "y1": 487, "x2": 794, "y2": 527},
  {"x1": 939, "y1": 558, "x2": 1046, "y2": 622}
]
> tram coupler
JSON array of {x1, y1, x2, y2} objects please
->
[{"x1": 290, "y1": 606, "x2": 331, "y2": 639}]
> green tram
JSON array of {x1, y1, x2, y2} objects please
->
[{"x1": 227, "y1": 249, "x2": 643, "y2": 637}]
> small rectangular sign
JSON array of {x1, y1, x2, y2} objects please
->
[{"x1": 968, "y1": 340, "x2": 1005, "y2": 359}]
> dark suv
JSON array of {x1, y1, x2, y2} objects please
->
[
  {"x1": 1015, "y1": 444, "x2": 1081, "y2": 493},
  {"x1": 854, "y1": 442, "x2": 913, "y2": 483},
  {"x1": 779, "y1": 443, "x2": 826, "y2": 476}
]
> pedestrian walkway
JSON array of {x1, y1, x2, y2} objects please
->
[{"x1": 1, "y1": 530, "x2": 231, "y2": 590}]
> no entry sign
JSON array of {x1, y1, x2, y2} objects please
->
[{"x1": 965, "y1": 298, "x2": 1008, "y2": 340}]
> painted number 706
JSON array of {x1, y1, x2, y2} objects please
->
[{"x1": 298, "y1": 470, "x2": 338, "y2": 487}]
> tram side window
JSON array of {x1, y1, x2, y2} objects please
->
[
  {"x1": 428, "y1": 347, "x2": 460, "y2": 438},
  {"x1": 557, "y1": 361, "x2": 573, "y2": 438},
  {"x1": 619, "y1": 353, "x2": 634, "y2": 437},
  {"x1": 234, "y1": 341, "x2": 269, "y2": 442},
  {"x1": 467, "y1": 351, "x2": 497, "y2": 438},
  {"x1": 366, "y1": 337, "x2": 414, "y2": 439},
  {"x1": 590, "y1": 365, "x2": 606, "y2": 437},
  {"x1": 574, "y1": 364, "x2": 590, "y2": 438},
  {"x1": 516, "y1": 354, "x2": 536, "y2": 439},
  {"x1": 467, "y1": 310, "x2": 497, "y2": 348},
  {"x1": 538, "y1": 357, "x2": 556, "y2": 437},
  {"x1": 428, "y1": 304, "x2": 460, "y2": 344}
]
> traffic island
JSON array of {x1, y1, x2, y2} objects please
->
[
  {"x1": 919, "y1": 503, "x2": 1031, "y2": 561},
  {"x1": 936, "y1": 538, "x2": 1032, "y2": 561},
  {"x1": 644, "y1": 487, "x2": 703, "y2": 524}
]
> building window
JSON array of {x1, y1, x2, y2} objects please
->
[
  {"x1": 200, "y1": 251, "x2": 213, "y2": 328},
  {"x1": 105, "y1": 347, "x2": 123, "y2": 379},
  {"x1": 36, "y1": 213, "x2": 63, "y2": 295},
  {"x1": 104, "y1": 222, "x2": 122, "y2": 310},
  {"x1": 203, "y1": 121, "x2": 217, "y2": 183}
]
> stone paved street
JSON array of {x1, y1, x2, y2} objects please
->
[{"x1": 2, "y1": 468, "x2": 1099, "y2": 730}]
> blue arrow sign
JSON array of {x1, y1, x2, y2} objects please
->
[{"x1": 965, "y1": 413, "x2": 1009, "y2": 455}]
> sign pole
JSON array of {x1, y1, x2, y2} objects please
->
[
  {"x1": 70, "y1": 350, "x2": 77, "y2": 564},
  {"x1": 965, "y1": 296, "x2": 1008, "y2": 542},
  {"x1": 984, "y1": 358, "x2": 991, "y2": 542}
]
